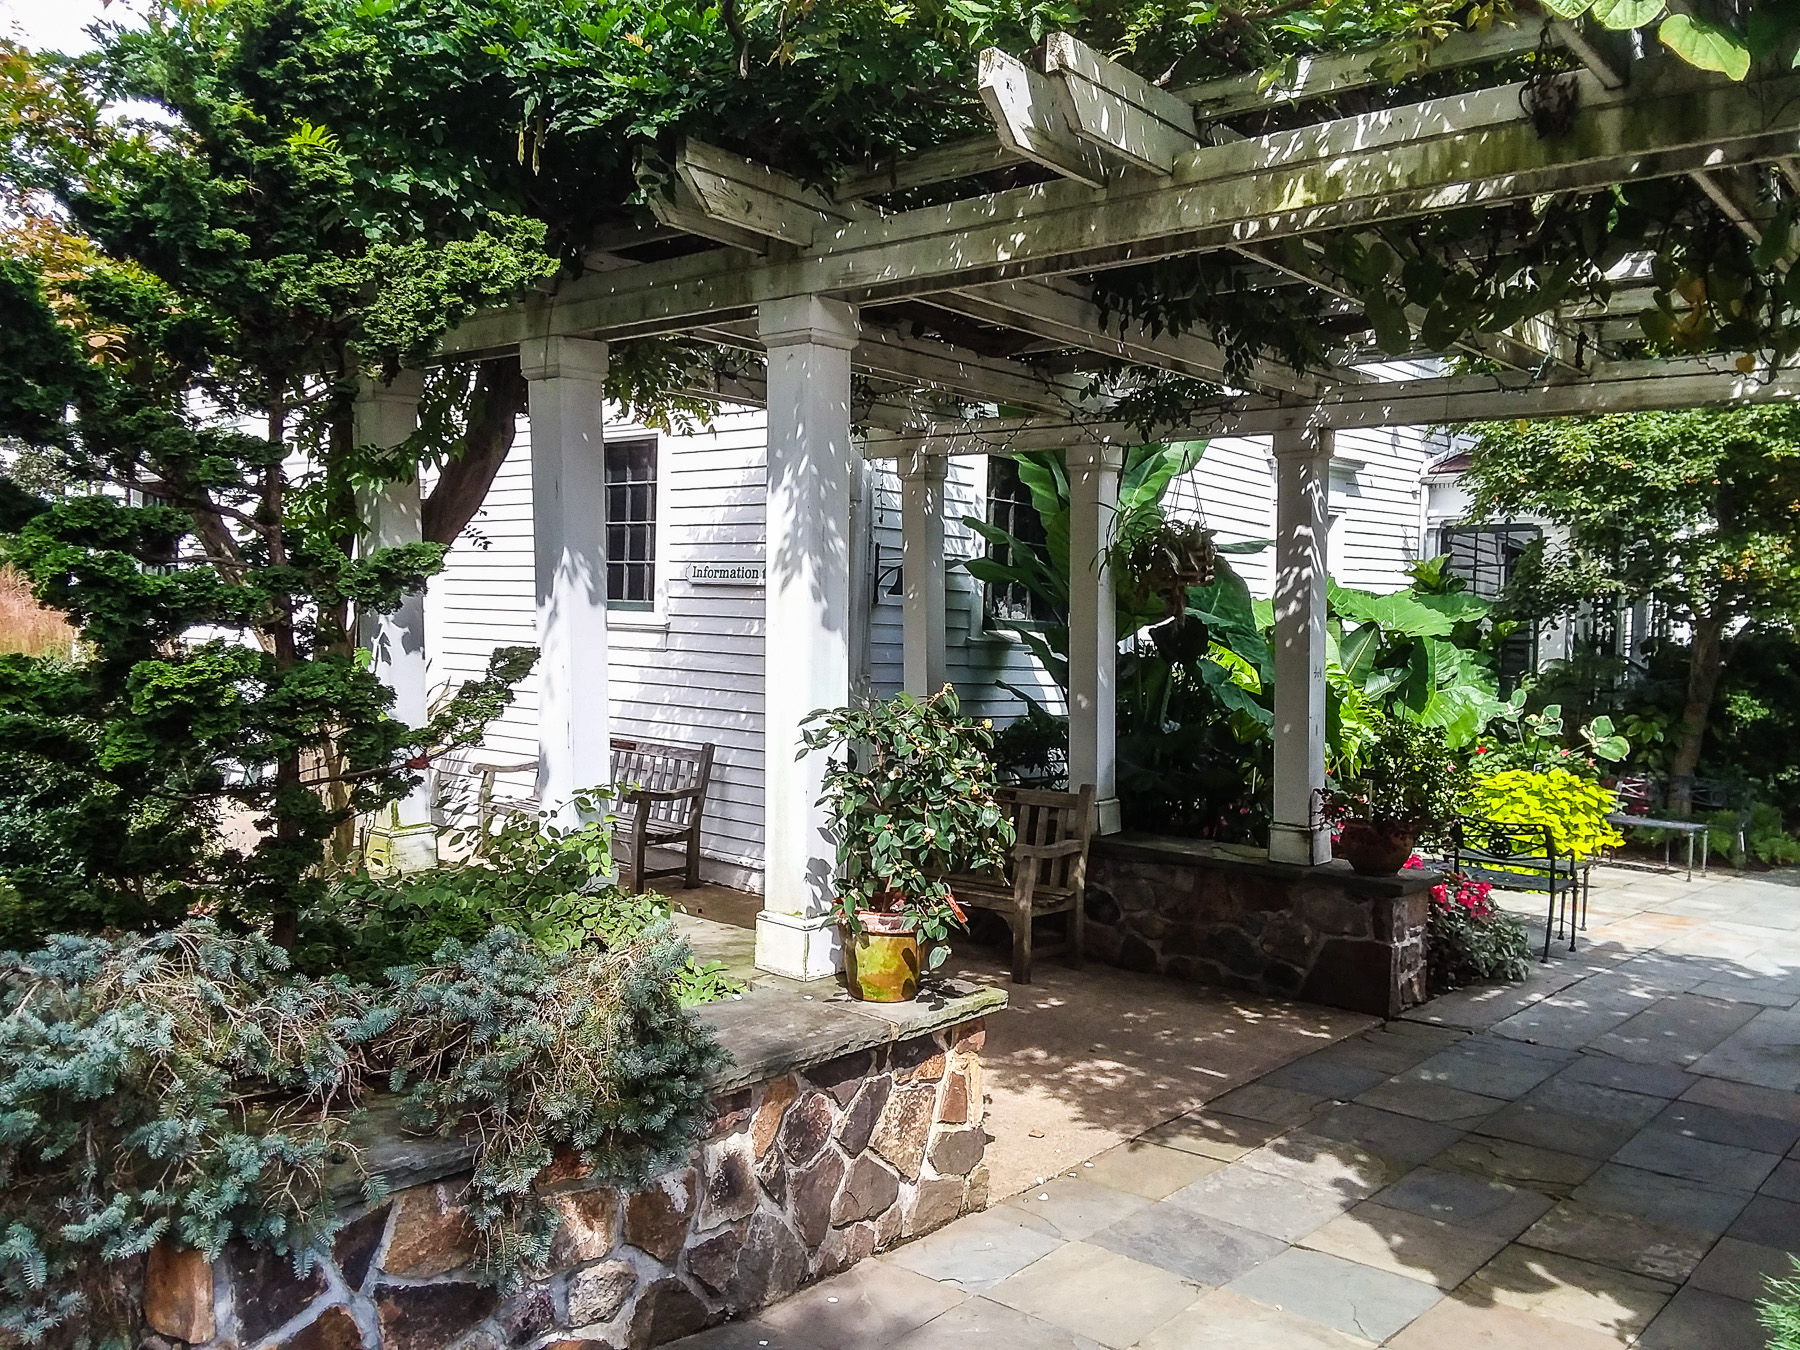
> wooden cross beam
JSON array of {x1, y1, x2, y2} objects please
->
[
  {"x1": 439, "y1": 61, "x2": 1800, "y2": 358},
  {"x1": 856, "y1": 354, "x2": 1800, "y2": 455},
  {"x1": 835, "y1": 16, "x2": 1556, "y2": 202}
]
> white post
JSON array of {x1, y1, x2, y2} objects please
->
[
  {"x1": 899, "y1": 448, "x2": 949, "y2": 697},
  {"x1": 356, "y1": 370, "x2": 438, "y2": 872},
  {"x1": 757, "y1": 294, "x2": 859, "y2": 980},
  {"x1": 520, "y1": 336, "x2": 610, "y2": 826},
  {"x1": 1067, "y1": 443, "x2": 1123, "y2": 835},
  {"x1": 1269, "y1": 424, "x2": 1333, "y2": 866}
]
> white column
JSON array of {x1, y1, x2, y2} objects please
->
[
  {"x1": 1067, "y1": 443, "x2": 1123, "y2": 835},
  {"x1": 355, "y1": 371, "x2": 438, "y2": 871},
  {"x1": 520, "y1": 336, "x2": 610, "y2": 826},
  {"x1": 1269, "y1": 424, "x2": 1334, "y2": 866},
  {"x1": 899, "y1": 448, "x2": 949, "y2": 697},
  {"x1": 756, "y1": 295, "x2": 859, "y2": 980}
]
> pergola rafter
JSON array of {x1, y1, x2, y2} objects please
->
[
  {"x1": 443, "y1": 53, "x2": 1800, "y2": 431},
  {"x1": 415, "y1": 27, "x2": 1800, "y2": 977}
]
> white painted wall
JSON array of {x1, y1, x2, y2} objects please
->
[{"x1": 425, "y1": 412, "x2": 1441, "y2": 884}]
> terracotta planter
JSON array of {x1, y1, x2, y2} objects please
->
[
  {"x1": 1337, "y1": 819, "x2": 1417, "y2": 876},
  {"x1": 845, "y1": 910, "x2": 920, "y2": 1002}
]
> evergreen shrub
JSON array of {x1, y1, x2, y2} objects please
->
[{"x1": 0, "y1": 920, "x2": 728, "y2": 1346}]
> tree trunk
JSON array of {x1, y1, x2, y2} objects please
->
[
  {"x1": 422, "y1": 357, "x2": 528, "y2": 547},
  {"x1": 264, "y1": 389, "x2": 303, "y2": 951},
  {"x1": 1668, "y1": 611, "x2": 1727, "y2": 817}
]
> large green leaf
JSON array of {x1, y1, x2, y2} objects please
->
[
  {"x1": 1590, "y1": 0, "x2": 1663, "y2": 30},
  {"x1": 1397, "y1": 640, "x2": 1435, "y2": 712},
  {"x1": 1540, "y1": 0, "x2": 1593, "y2": 19},
  {"x1": 1338, "y1": 622, "x2": 1384, "y2": 681},
  {"x1": 1412, "y1": 590, "x2": 1493, "y2": 624},
  {"x1": 1658, "y1": 13, "x2": 1751, "y2": 79},
  {"x1": 1329, "y1": 583, "x2": 1460, "y2": 637}
]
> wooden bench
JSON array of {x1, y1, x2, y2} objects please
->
[
  {"x1": 436, "y1": 736, "x2": 716, "y2": 893},
  {"x1": 1448, "y1": 818, "x2": 1591, "y2": 961},
  {"x1": 939, "y1": 784, "x2": 1095, "y2": 985},
  {"x1": 610, "y1": 736, "x2": 715, "y2": 893}
]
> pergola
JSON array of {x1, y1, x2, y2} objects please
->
[{"x1": 362, "y1": 15, "x2": 1800, "y2": 978}]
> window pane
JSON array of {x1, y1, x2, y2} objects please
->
[
  {"x1": 985, "y1": 458, "x2": 1054, "y2": 625},
  {"x1": 603, "y1": 439, "x2": 658, "y2": 607}
]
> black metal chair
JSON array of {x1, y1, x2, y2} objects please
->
[{"x1": 1448, "y1": 818, "x2": 1590, "y2": 961}]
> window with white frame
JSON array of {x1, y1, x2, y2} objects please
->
[
  {"x1": 605, "y1": 437, "x2": 657, "y2": 609},
  {"x1": 985, "y1": 457, "x2": 1054, "y2": 625}
]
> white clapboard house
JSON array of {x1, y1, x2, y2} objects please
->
[{"x1": 422, "y1": 405, "x2": 1441, "y2": 892}]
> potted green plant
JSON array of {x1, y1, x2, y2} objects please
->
[
  {"x1": 800, "y1": 687, "x2": 1015, "y2": 1001},
  {"x1": 1323, "y1": 716, "x2": 1472, "y2": 875},
  {"x1": 1111, "y1": 516, "x2": 1217, "y2": 626}
]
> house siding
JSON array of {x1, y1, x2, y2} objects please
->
[{"x1": 426, "y1": 412, "x2": 1436, "y2": 885}]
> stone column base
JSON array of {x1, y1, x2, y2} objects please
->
[
  {"x1": 1268, "y1": 821, "x2": 1331, "y2": 866},
  {"x1": 364, "y1": 822, "x2": 440, "y2": 874},
  {"x1": 1094, "y1": 796, "x2": 1123, "y2": 836},
  {"x1": 754, "y1": 910, "x2": 842, "y2": 980}
]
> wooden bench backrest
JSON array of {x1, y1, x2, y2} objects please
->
[
  {"x1": 999, "y1": 784, "x2": 1095, "y2": 891},
  {"x1": 611, "y1": 736, "x2": 714, "y2": 829}
]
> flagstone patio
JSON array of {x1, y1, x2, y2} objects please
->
[{"x1": 665, "y1": 863, "x2": 1800, "y2": 1348}]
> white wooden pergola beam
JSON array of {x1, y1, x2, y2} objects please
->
[
  {"x1": 1692, "y1": 165, "x2": 1776, "y2": 249},
  {"x1": 857, "y1": 355, "x2": 1800, "y2": 455},
  {"x1": 927, "y1": 277, "x2": 1355, "y2": 398},
  {"x1": 438, "y1": 62, "x2": 1800, "y2": 358},
  {"x1": 836, "y1": 17, "x2": 1557, "y2": 203},
  {"x1": 1179, "y1": 15, "x2": 1554, "y2": 116},
  {"x1": 694, "y1": 315, "x2": 1089, "y2": 414}
]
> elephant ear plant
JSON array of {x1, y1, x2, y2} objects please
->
[{"x1": 800, "y1": 688, "x2": 1015, "y2": 970}]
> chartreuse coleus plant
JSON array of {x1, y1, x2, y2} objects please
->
[
  {"x1": 801, "y1": 686, "x2": 1014, "y2": 963},
  {"x1": 1472, "y1": 766, "x2": 1624, "y2": 860}
]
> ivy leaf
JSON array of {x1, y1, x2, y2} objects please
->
[
  {"x1": 1539, "y1": 0, "x2": 1594, "y2": 18},
  {"x1": 1364, "y1": 287, "x2": 1412, "y2": 356},
  {"x1": 1658, "y1": 13, "x2": 1752, "y2": 80},
  {"x1": 1589, "y1": 0, "x2": 1663, "y2": 30}
]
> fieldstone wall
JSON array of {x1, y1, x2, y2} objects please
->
[
  {"x1": 140, "y1": 1020, "x2": 990, "y2": 1350},
  {"x1": 1084, "y1": 835, "x2": 1435, "y2": 1018}
]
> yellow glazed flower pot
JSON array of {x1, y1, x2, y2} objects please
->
[{"x1": 845, "y1": 910, "x2": 920, "y2": 1002}]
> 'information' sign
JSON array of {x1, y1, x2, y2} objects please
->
[{"x1": 685, "y1": 562, "x2": 765, "y2": 586}]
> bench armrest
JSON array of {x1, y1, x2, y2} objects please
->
[
  {"x1": 1013, "y1": 838, "x2": 1087, "y2": 861},
  {"x1": 619, "y1": 786, "x2": 704, "y2": 804}
]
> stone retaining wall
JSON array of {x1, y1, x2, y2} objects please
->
[
  {"x1": 1084, "y1": 835, "x2": 1435, "y2": 1017},
  {"x1": 140, "y1": 1019, "x2": 991, "y2": 1350}
]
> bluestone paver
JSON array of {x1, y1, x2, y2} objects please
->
[
  {"x1": 1689, "y1": 1234, "x2": 1794, "y2": 1303},
  {"x1": 1078, "y1": 1139, "x2": 1224, "y2": 1200},
  {"x1": 1371, "y1": 1165, "x2": 1554, "y2": 1240},
  {"x1": 1132, "y1": 1287, "x2": 1375, "y2": 1350},
  {"x1": 1226, "y1": 1245, "x2": 1442, "y2": 1342},
  {"x1": 984, "y1": 1241, "x2": 1200, "y2": 1348},
  {"x1": 880, "y1": 1208, "x2": 1065, "y2": 1292},
  {"x1": 1430, "y1": 1134, "x2": 1601, "y2": 1197},
  {"x1": 1637, "y1": 1285, "x2": 1769, "y2": 1350},
  {"x1": 1516, "y1": 1198, "x2": 1713, "y2": 1282},
  {"x1": 1305, "y1": 1102, "x2": 1465, "y2": 1165},
  {"x1": 1300, "y1": 1201, "x2": 1509, "y2": 1290},
  {"x1": 888, "y1": 1295, "x2": 1108, "y2": 1350},
  {"x1": 755, "y1": 1260, "x2": 966, "y2": 1348},
  {"x1": 1725, "y1": 1192, "x2": 1800, "y2": 1249},
  {"x1": 1611, "y1": 1125, "x2": 1781, "y2": 1192},
  {"x1": 1571, "y1": 1161, "x2": 1753, "y2": 1235},
  {"x1": 1138, "y1": 1107, "x2": 1287, "y2": 1161},
  {"x1": 1167, "y1": 1160, "x2": 1357, "y2": 1242},
  {"x1": 1087, "y1": 1201, "x2": 1287, "y2": 1286},
  {"x1": 1458, "y1": 1244, "x2": 1675, "y2": 1340},
  {"x1": 1001, "y1": 1175, "x2": 1152, "y2": 1242}
]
